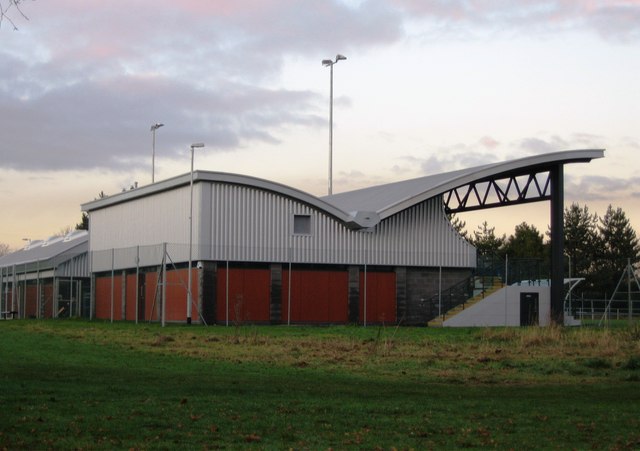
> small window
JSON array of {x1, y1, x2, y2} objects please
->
[{"x1": 293, "y1": 214, "x2": 311, "y2": 235}]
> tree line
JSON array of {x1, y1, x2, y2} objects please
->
[{"x1": 454, "y1": 203, "x2": 640, "y2": 298}]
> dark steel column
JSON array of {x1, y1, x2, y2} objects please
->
[{"x1": 550, "y1": 164, "x2": 564, "y2": 325}]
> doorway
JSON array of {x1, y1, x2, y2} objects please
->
[{"x1": 520, "y1": 292, "x2": 539, "y2": 326}]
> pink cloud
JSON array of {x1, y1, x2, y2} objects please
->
[
  {"x1": 390, "y1": 0, "x2": 640, "y2": 40},
  {"x1": 479, "y1": 136, "x2": 500, "y2": 150}
]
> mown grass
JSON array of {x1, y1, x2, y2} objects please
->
[{"x1": 0, "y1": 320, "x2": 639, "y2": 449}]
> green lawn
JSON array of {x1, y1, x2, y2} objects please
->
[{"x1": 1, "y1": 320, "x2": 639, "y2": 449}]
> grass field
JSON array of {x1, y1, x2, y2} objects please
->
[{"x1": 1, "y1": 320, "x2": 639, "y2": 449}]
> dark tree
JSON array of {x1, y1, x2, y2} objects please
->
[
  {"x1": 470, "y1": 221, "x2": 505, "y2": 256},
  {"x1": 503, "y1": 222, "x2": 545, "y2": 259},
  {"x1": 76, "y1": 212, "x2": 89, "y2": 231},
  {"x1": 448, "y1": 213, "x2": 468, "y2": 239},
  {"x1": 502, "y1": 222, "x2": 548, "y2": 283},
  {"x1": 563, "y1": 203, "x2": 599, "y2": 279},
  {"x1": 593, "y1": 205, "x2": 640, "y2": 295}
]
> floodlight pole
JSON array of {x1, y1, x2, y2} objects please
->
[
  {"x1": 150, "y1": 123, "x2": 164, "y2": 184},
  {"x1": 187, "y1": 142, "x2": 205, "y2": 325},
  {"x1": 322, "y1": 54, "x2": 346, "y2": 196}
]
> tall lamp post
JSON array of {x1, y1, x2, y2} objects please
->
[
  {"x1": 187, "y1": 142, "x2": 205, "y2": 324},
  {"x1": 322, "y1": 54, "x2": 346, "y2": 196},
  {"x1": 150, "y1": 123, "x2": 164, "y2": 183}
]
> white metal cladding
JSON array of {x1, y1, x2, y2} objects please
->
[
  {"x1": 200, "y1": 182, "x2": 475, "y2": 267},
  {"x1": 89, "y1": 185, "x2": 192, "y2": 251},
  {"x1": 91, "y1": 244, "x2": 171, "y2": 273},
  {"x1": 88, "y1": 180, "x2": 474, "y2": 271}
]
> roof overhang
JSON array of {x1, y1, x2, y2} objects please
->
[
  {"x1": 80, "y1": 149, "x2": 604, "y2": 231},
  {"x1": 324, "y1": 149, "x2": 605, "y2": 220}
]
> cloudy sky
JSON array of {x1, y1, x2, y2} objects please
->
[{"x1": 1, "y1": 0, "x2": 639, "y2": 249}]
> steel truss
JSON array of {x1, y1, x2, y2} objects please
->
[{"x1": 444, "y1": 170, "x2": 551, "y2": 214}]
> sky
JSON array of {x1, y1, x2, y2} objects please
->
[{"x1": 1, "y1": 0, "x2": 639, "y2": 250}]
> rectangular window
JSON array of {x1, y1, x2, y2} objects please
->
[{"x1": 293, "y1": 214, "x2": 311, "y2": 235}]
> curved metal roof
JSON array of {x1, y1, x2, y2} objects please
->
[
  {"x1": 81, "y1": 149, "x2": 603, "y2": 229},
  {"x1": 0, "y1": 230, "x2": 88, "y2": 268},
  {"x1": 323, "y1": 149, "x2": 605, "y2": 220},
  {"x1": 81, "y1": 171, "x2": 380, "y2": 229}
]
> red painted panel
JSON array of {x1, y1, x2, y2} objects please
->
[
  {"x1": 164, "y1": 268, "x2": 199, "y2": 322},
  {"x1": 216, "y1": 268, "x2": 270, "y2": 323},
  {"x1": 95, "y1": 276, "x2": 112, "y2": 319},
  {"x1": 25, "y1": 285, "x2": 38, "y2": 318},
  {"x1": 360, "y1": 271, "x2": 396, "y2": 324},
  {"x1": 95, "y1": 275, "x2": 123, "y2": 320},
  {"x1": 283, "y1": 269, "x2": 348, "y2": 323},
  {"x1": 43, "y1": 284, "x2": 54, "y2": 319},
  {"x1": 125, "y1": 274, "x2": 138, "y2": 321},
  {"x1": 112, "y1": 275, "x2": 123, "y2": 320},
  {"x1": 144, "y1": 272, "x2": 160, "y2": 322}
]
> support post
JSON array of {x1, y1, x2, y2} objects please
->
[
  {"x1": 89, "y1": 250, "x2": 95, "y2": 321},
  {"x1": 110, "y1": 248, "x2": 115, "y2": 323},
  {"x1": 162, "y1": 243, "x2": 167, "y2": 327},
  {"x1": 121, "y1": 270, "x2": 126, "y2": 320},
  {"x1": 628, "y1": 258, "x2": 632, "y2": 323},
  {"x1": 550, "y1": 164, "x2": 564, "y2": 325},
  {"x1": 1, "y1": 266, "x2": 4, "y2": 315},
  {"x1": 135, "y1": 246, "x2": 140, "y2": 324}
]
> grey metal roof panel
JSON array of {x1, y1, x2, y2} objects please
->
[
  {"x1": 0, "y1": 230, "x2": 88, "y2": 268},
  {"x1": 322, "y1": 149, "x2": 605, "y2": 219},
  {"x1": 322, "y1": 166, "x2": 479, "y2": 214}
]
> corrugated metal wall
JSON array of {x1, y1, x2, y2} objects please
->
[
  {"x1": 89, "y1": 181, "x2": 475, "y2": 272},
  {"x1": 55, "y1": 252, "x2": 89, "y2": 278},
  {"x1": 90, "y1": 185, "x2": 191, "y2": 250},
  {"x1": 202, "y1": 182, "x2": 474, "y2": 267}
]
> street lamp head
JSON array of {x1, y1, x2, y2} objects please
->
[
  {"x1": 335, "y1": 54, "x2": 346, "y2": 62},
  {"x1": 191, "y1": 143, "x2": 205, "y2": 149},
  {"x1": 322, "y1": 59, "x2": 333, "y2": 66},
  {"x1": 150, "y1": 123, "x2": 164, "y2": 131}
]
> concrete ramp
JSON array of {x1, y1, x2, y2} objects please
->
[{"x1": 443, "y1": 285, "x2": 551, "y2": 327}]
